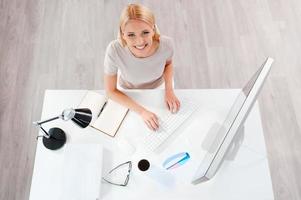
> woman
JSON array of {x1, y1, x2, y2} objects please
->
[{"x1": 104, "y1": 4, "x2": 180, "y2": 131}]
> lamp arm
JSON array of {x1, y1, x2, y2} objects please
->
[
  {"x1": 34, "y1": 116, "x2": 61, "y2": 125},
  {"x1": 37, "y1": 124, "x2": 50, "y2": 138},
  {"x1": 33, "y1": 115, "x2": 61, "y2": 138}
]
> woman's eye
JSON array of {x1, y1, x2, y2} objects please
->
[
  {"x1": 143, "y1": 31, "x2": 150, "y2": 35},
  {"x1": 128, "y1": 34, "x2": 135, "y2": 37}
]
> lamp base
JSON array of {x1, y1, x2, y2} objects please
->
[{"x1": 43, "y1": 127, "x2": 66, "y2": 150}]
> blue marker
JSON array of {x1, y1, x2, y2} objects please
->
[{"x1": 162, "y1": 152, "x2": 190, "y2": 170}]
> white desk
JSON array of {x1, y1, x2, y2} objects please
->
[{"x1": 30, "y1": 89, "x2": 274, "y2": 200}]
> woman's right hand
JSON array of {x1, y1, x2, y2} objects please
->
[{"x1": 140, "y1": 108, "x2": 159, "y2": 131}]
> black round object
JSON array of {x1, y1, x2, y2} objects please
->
[
  {"x1": 42, "y1": 127, "x2": 66, "y2": 150},
  {"x1": 138, "y1": 159, "x2": 150, "y2": 171}
]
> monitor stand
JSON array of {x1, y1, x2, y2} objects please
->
[
  {"x1": 201, "y1": 123, "x2": 245, "y2": 160},
  {"x1": 225, "y1": 126, "x2": 245, "y2": 161}
]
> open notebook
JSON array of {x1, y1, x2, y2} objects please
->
[{"x1": 78, "y1": 91, "x2": 129, "y2": 137}]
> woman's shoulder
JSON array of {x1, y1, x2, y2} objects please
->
[
  {"x1": 106, "y1": 39, "x2": 124, "y2": 55},
  {"x1": 159, "y1": 35, "x2": 174, "y2": 50}
]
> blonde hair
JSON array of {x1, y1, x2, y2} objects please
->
[{"x1": 118, "y1": 4, "x2": 160, "y2": 47}]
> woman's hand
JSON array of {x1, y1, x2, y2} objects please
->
[
  {"x1": 165, "y1": 89, "x2": 181, "y2": 113},
  {"x1": 140, "y1": 108, "x2": 159, "y2": 131}
]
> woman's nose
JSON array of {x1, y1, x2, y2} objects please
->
[{"x1": 135, "y1": 36, "x2": 144, "y2": 45}]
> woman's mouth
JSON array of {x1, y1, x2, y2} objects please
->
[{"x1": 134, "y1": 44, "x2": 148, "y2": 50}]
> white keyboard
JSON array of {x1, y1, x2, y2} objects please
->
[{"x1": 142, "y1": 98, "x2": 199, "y2": 152}]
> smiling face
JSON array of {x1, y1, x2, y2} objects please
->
[{"x1": 121, "y1": 19, "x2": 155, "y2": 58}]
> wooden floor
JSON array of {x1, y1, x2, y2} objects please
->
[{"x1": 1, "y1": 0, "x2": 300, "y2": 199}]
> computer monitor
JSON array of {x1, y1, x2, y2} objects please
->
[{"x1": 191, "y1": 57, "x2": 274, "y2": 184}]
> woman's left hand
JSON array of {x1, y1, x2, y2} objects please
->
[{"x1": 165, "y1": 89, "x2": 181, "y2": 113}]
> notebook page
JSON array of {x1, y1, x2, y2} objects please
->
[
  {"x1": 93, "y1": 99, "x2": 128, "y2": 137},
  {"x1": 78, "y1": 91, "x2": 107, "y2": 124}
]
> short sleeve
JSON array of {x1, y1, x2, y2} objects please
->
[
  {"x1": 165, "y1": 37, "x2": 174, "y2": 62},
  {"x1": 104, "y1": 41, "x2": 118, "y2": 75}
]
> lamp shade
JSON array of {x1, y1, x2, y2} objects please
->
[{"x1": 71, "y1": 108, "x2": 92, "y2": 128}]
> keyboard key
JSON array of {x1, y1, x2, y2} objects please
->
[{"x1": 142, "y1": 98, "x2": 199, "y2": 152}]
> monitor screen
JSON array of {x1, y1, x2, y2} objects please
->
[{"x1": 191, "y1": 57, "x2": 274, "y2": 184}]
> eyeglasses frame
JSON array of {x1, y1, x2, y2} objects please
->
[{"x1": 102, "y1": 161, "x2": 132, "y2": 187}]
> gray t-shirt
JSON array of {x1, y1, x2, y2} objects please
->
[{"x1": 104, "y1": 35, "x2": 174, "y2": 89}]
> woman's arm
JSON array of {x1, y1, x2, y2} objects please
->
[
  {"x1": 163, "y1": 60, "x2": 174, "y2": 91},
  {"x1": 163, "y1": 61, "x2": 180, "y2": 113},
  {"x1": 104, "y1": 74, "x2": 159, "y2": 131}
]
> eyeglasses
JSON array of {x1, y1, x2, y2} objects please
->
[{"x1": 102, "y1": 161, "x2": 132, "y2": 187}]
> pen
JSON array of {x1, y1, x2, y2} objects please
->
[{"x1": 98, "y1": 102, "x2": 107, "y2": 117}]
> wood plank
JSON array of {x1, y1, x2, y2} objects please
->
[{"x1": 0, "y1": 0, "x2": 300, "y2": 199}]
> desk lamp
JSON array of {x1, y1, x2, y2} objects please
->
[{"x1": 33, "y1": 108, "x2": 92, "y2": 150}]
